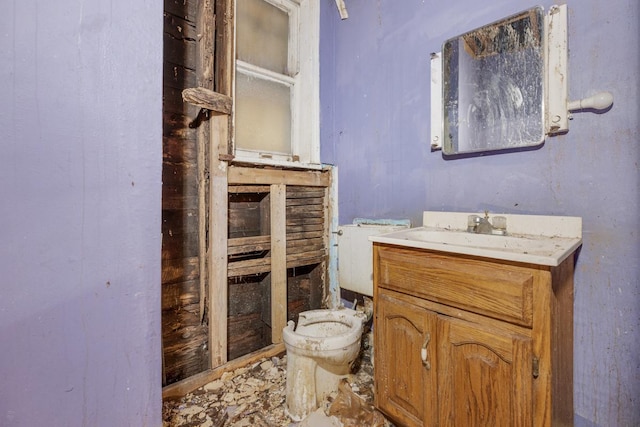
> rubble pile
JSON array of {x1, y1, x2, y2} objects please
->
[{"x1": 163, "y1": 332, "x2": 392, "y2": 427}]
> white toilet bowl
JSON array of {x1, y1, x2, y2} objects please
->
[{"x1": 282, "y1": 308, "x2": 368, "y2": 421}]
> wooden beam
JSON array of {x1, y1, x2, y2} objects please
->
[
  {"x1": 209, "y1": 114, "x2": 229, "y2": 368},
  {"x1": 182, "y1": 87, "x2": 233, "y2": 115},
  {"x1": 196, "y1": 0, "x2": 214, "y2": 327},
  {"x1": 270, "y1": 184, "x2": 287, "y2": 344},
  {"x1": 228, "y1": 166, "x2": 331, "y2": 187},
  {"x1": 208, "y1": 0, "x2": 235, "y2": 369},
  {"x1": 162, "y1": 343, "x2": 285, "y2": 400}
]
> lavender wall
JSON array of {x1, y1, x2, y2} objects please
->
[
  {"x1": 0, "y1": 1, "x2": 162, "y2": 425},
  {"x1": 321, "y1": 0, "x2": 639, "y2": 425}
]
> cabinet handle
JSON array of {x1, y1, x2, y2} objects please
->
[
  {"x1": 421, "y1": 332, "x2": 431, "y2": 370},
  {"x1": 532, "y1": 357, "x2": 540, "y2": 378}
]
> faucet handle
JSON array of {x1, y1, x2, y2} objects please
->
[
  {"x1": 467, "y1": 214, "x2": 480, "y2": 231},
  {"x1": 492, "y1": 216, "x2": 507, "y2": 231}
]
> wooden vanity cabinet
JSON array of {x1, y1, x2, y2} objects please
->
[{"x1": 373, "y1": 243, "x2": 574, "y2": 427}]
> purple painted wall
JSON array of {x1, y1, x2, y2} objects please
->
[
  {"x1": 321, "y1": 0, "x2": 639, "y2": 425},
  {"x1": 0, "y1": 1, "x2": 162, "y2": 426}
]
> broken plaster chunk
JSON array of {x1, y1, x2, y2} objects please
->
[
  {"x1": 299, "y1": 408, "x2": 343, "y2": 427},
  {"x1": 234, "y1": 367, "x2": 249, "y2": 377},
  {"x1": 260, "y1": 360, "x2": 274, "y2": 371},
  {"x1": 204, "y1": 379, "x2": 224, "y2": 392},
  {"x1": 180, "y1": 405, "x2": 205, "y2": 417}
]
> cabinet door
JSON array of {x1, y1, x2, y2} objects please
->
[
  {"x1": 375, "y1": 290, "x2": 438, "y2": 427},
  {"x1": 437, "y1": 316, "x2": 533, "y2": 427}
]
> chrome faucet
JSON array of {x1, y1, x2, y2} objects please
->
[{"x1": 467, "y1": 211, "x2": 507, "y2": 235}]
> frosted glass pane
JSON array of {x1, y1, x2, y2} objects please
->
[
  {"x1": 235, "y1": 73, "x2": 291, "y2": 154},
  {"x1": 237, "y1": 0, "x2": 289, "y2": 74}
]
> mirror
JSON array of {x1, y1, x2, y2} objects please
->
[{"x1": 442, "y1": 7, "x2": 545, "y2": 155}]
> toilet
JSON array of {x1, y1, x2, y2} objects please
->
[
  {"x1": 282, "y1": 221, "x2": 410, "y2": 421},
  {"x1": 282, "y1": 307, "x2": 368, "y2": 421}
]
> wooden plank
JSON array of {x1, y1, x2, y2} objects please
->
[
  {"x1": 162, "y1": 279, "x2": 200, "y2": 311},
  {"x1": 214, "y1": 0, "x2": 234, "y2": 96},
  {"x1": 162, "y1": 193, "x2": 199, "y2": 211},
  {"x1": 162, "y1": 256, "x2": 199, "y2": 285},
  {"x1": 163, "y1": 112, "x2": 197, "y2": 139},
  {"x1": 286, "y1": 197, "x2": 323, "y2": 206},
  {"x1": 208, "y1": 0, "x2": 234, "y2": 369},
  {"x1": 228, "y1": 260, "x2": 272, "y2": 277},
  {"x1": 164, "y1": 12, "x2": 198, "y2": 45},
  {"x1": 162, "y1": 162, "x2": 198, "y2": 189},
  {"x1": 228, "y1": 166, "x2": 330, "y2": 187},
  {"x1": 163, "y1": 32, "x2": 196, "y2": 69},
  {"x1": 286, "y1": 225, "x2": 324, "y2": 234},
  {"x1": 228, "y1": 256, "x2": 271, "y2": 271},
  {"x1": 162, "y1": 209, "x2": 199, "y2": 236},
  {"x1": 162, "y1": 231, "x2": 199, "y2": 260},
  {"x1": 228, "y1": 313, "x2": 270, "y2": 360},
  {"x1": 228, "y1": 203, "x2": 262, "y2": 236},
  {"x1": 163, "y1": 334, "x2": 209, "y2": 385},
  {"x1": 164, "y1": 86, "x2": 200, "y2": 116},
  {"x1": 287, "y1": 231, "x2": 324, "y2": 240},
  {"x1": 228, "y1": 235, "x2": 271, "y2": 255},
  {"x1": 270, "y1": 184, "x2": 287, "y2": 344},
  {"x1": 286, "y1": 204, "x2": 324, "y2": 215},
  {"x1": 162, "y1": 343, "x2": 285, "y2": 400},
  {"x1": 228, "y1": 235, "x2": 270, "y2": 248},
  {"x1": 162, "y1": 301, "x2": 209, "y2": 385},
  {"x1": 229, "y1": 185, "x2": 271, "y2": 194},
  {"x1": 286, "y1": 187, "x2": 326, "y2": 198},
  {"x1": 163, "y1": 136, "x2": 197, "y2": 164},
  {"x1": 209, "y1": 114, "x2": 229, "y2": 367},
  {"x1": 164, "y1": 62, "x2": 197, "y2": 92},
  {"x1": 182, "y1": 87, "x2": 233, "y2": 115},
  {"x1": 287, "y1": 241, "x2": 324, "y2": 251},
  {"x1": 164, "y1": 0, "x2": 197, "y2": 21},
  {"x1": 286, "y1": 250, "x2": 326, "y2": 267},
  {"x1": 286, "y1": 217, "x2": 323, "y2": 225},
  {"x1": 196, "y1": 0, "x2": 215, "y2": 333}
]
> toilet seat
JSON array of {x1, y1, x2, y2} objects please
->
[{"x1": 282, "y1": 308, "x2": 365, "y2": 353}]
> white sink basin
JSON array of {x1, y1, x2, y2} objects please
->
[{"x1": 369, "y1": 212, "x2": 582, "y2": 266}]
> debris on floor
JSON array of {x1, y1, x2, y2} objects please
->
[{"x1": 162, "y1": 331, "x2": 394, "y2": 427}]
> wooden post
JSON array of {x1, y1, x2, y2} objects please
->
[
  {"x1": 270, "y1": 184, "x2": 287, "y2": 343},
  {"x1": 196, "y1": 0, "x2": 214, "y2": 325},
  {"x1": 207, "y1": 0, "x2": 234, "y2": 368},
  {"x1": 208, "y1": 115, "x2": 229, "y2": 367}
]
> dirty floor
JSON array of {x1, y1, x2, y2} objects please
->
[{"x1": 162, "y1": 331, "x2": 394, "y2": 427}]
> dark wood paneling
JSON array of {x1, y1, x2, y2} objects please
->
[
  {"x1": 162, "y1": 1, "x2": 204, "y2": 383},
  {"x1": 162, "y1": 280, "x2": 200, "y2": 311},
  {"x1": 164, "y1": 0, "x2": 197, "y2": 23},
  {"x1": 164, "y1": 62, "x2": 197, "y2": 91}
]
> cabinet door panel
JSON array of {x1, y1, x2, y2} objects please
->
[
  {"x1": 375, "y1": 290, "x2": 437, "y2": 427},
  {"x1": 438, "y1": 317, "x2": 533, "y2": 427}
]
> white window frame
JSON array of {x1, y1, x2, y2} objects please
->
[{"x1": 233, "y1": 0, "x2": 320, "y2": 169}]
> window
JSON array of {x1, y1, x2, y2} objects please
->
[{"x1": 234, "y1": 0, "x2": 320, "y2": 167}]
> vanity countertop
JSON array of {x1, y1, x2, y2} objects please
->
[{"x1": 370, "y1": 211, "x2": 582, "y2": 266}]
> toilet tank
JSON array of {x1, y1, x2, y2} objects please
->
[{"x1": 337, "y1": 221, "x2": 409, "y2": 296}]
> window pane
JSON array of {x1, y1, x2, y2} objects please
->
[
  {"x1": 235, "y1": 73, "x2": 291, "y2": 154},
  {"x1": 237, "y1": 0, "x2": 289, "y2": 74}
]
